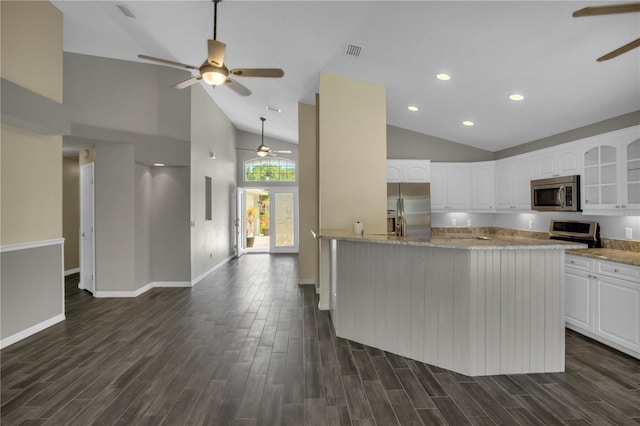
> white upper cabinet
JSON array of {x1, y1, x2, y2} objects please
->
[
  {"x1": 430, "y1": 163, "x2": 471, "y2": 211},
  {"x1": 535, "y1": 146, "x2": 581, "y2": 179},
  {"x1": 387, "y1": 160, "x2": 430, "y2": 183},
  {"x1": 495, "y1": 156, "x2": 536, "y2": 210},
  {"x1": 471, "y1": 161, "x2": 495, "y2": 211},
  {"x1": 625, "y1": 138, "x2": 640, "y2": 209},
  {"x1": 581, "y1": 126, "x2": 640, "y2": 215}
]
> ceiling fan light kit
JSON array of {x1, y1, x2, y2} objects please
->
[{"x1": 201, "y1": 65, "x2": 228, "y2": 86}]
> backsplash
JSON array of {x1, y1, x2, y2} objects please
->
[{"x1": 433, "y1": 226, "x2": 640, "y2": 251}]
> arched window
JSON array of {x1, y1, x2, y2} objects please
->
[{"x1": 244, "y1": 157, "x2": 296, "y2": 182}]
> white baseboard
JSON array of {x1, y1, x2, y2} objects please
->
[
  {"x1": 318, "y1": 302, "x2": 329, "y2": 311},
  {"x1": 0, "y1": 314, "x2": 65, "y2": 349},
  {"x1": 64, "y1": 267, "x2": 80, "y2": 276},
  {"x1": 94, "y1": 281, "x2": 192, "y2": 298},
  {"x1": 151, "y1": 281, "x2": 192, "y2": 288},
  {"x1": 192, "y1": 256, "x2": 234, "y2": 287},
  {"x1": 298, "y1": 279, "x2": 315, "y2": 285}
]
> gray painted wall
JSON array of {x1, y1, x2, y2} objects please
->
[
  {"x1": 64, "y1": 53, "x2": 190, "y2": 141},
  {"x1": 95, "y1": 143, "x2": 136, "y2": 292},
  {"x1": 387, "y1": 125, "x2": 494, "y2": 162},
  {"x1": 494, "y1": 111, "x2": 640, "y2": 159},
  {"x1": 135, "y1": 164, "x2": 152, "y2": 288},
  {"x1": 151, "y1": 166, "x2": 190, "y2": 282},
  {"x1": 190, "y1": 84, "x2": 238, "y2": 279}
]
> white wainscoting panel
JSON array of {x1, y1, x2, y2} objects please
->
[{"x1": 332, "y1": 239, "x2": 566, "y2": 376}]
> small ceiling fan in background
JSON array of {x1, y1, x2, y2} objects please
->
[
  {"x1": 572, "y1": 2, "x2": 640, "y2": 61},
  {"x1": 237, "y1": 117, "x2": 292, "y2": 157},
  {"x1": 138, "y1": 0, "x2": 284, "y2": 96}
]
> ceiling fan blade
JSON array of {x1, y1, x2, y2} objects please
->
[
  {"x1": 230, "y1": 68, "x2": 285, "y2": 78},
  {"x1": 207, "y1": 40, "x2": 226, "y2": 67},
  {"x1": 573, "y1": 3, "x2": 640, "y2": 17},
  {"x1": 235, "y1": 147, "x2": 255, "y2": 151},
  {"x1": 224, "y1": 78, "x2": 252, "y2": 96},
  {"x1": 270, "y1": 150, "x2": 292, "y2": 154},
  {"x1": 597, "y1": 38, "x2": 640, "y2": 61},
  {"x1": 171, "y1": 77, "x2": 202, "y2": 89},
  {"x1": 138, "y1": 54, "x2": 199, "y2": 70}
]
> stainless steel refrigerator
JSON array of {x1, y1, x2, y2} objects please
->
[{"x1": 387, "y1": 182, "x2": 431, "y2": 239}]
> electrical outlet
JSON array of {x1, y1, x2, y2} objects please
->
[
  {"x1": 625, "y1": 228, "x2": 632, "y2": 239},
  {"x1": 466, "y1": 219, "x2": 472, "y2": 227},
  {"x1": 452, "y1": 218, "x2": 457, "y2": 226},
  {"x1": 528, "y1": 220, "x2": 533, "y2": 230}
]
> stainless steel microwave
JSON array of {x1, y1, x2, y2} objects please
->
[{"x1": 531, "y1": 175, "x2": 580, "y2": 212}]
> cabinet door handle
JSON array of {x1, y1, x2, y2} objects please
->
[
  {"x1": 614, "y1": 268, "x2": 619, "y2": 273},
  {"x1": 622, "y1": 205, "x2": 626, "y2": 208},
  {"x1": 570, "y1": 260, "x2": 575, "y2": 264}
]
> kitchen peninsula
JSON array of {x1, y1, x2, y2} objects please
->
[{"x1": 321, "y1": 230, "x2": 585, "y2": 376}]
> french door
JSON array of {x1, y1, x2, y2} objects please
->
[{"x1": 237, "y1": 187, "x2": 298, "y2": 254}]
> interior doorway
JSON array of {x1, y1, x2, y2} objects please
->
[
  {"x1": 238, "y1": 187, "x2": 298, "y2": 255},
  {"x1": 80, "y1": 163, "x2": 95, "y2": 294}
]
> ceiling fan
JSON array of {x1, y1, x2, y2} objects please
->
[
  {"x1": 237, "y1": 117, "x2": 292, "y2": 157},
  {"x1": 138, "y1": 0, "x2": 284, "y2": 96},
  {"x1": 573, "y1": 2, "x2": 640, "y2": 61}
]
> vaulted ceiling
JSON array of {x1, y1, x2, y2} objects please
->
[{"x1": 53, "y1": 1, "x2": 640, "y2": 151}]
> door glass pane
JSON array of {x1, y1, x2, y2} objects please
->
[
  {"x1": 628, "y1": 140, "x2": 640, "y2": 160},
  {"x1": 245, "y1": 189, "x2": 269, "y2": 249},
  {"x1": 584, "y1": 148, "x2": 599, "y2": 166},
  {"x1": 275, "y1": 192, "x2": 294, "y2": 247},
  {"x1": 601, "y1": 146, "x2": 616, "y2": 164}
]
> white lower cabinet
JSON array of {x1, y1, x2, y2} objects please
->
[{"x1": 565, "y1": 254, "x2": 640, "y2": 358}]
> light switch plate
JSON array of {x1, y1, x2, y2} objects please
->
[
  {"x1": 452, "y1": 218, "x2": 457, "y2": 226},
  {"x1": 625, "y1": 228, "x2": 632, "y2": 239},
  {"x1": 466, "y1": 219, "x2": 472, "y2": 227}
]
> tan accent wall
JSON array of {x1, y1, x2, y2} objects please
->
[
  {"x1": 298, "y1": 103, "x2": 318, "y2": 285},
  {"x1": 62, "y1": 157, "x2": 80, "y2": 270},
  {"x1": 0, "y1": 1, "x2": 63, "y2": 246},
  {"x1": 1, "y1": 1, "x2": 63, "y2": 103},
  {"x1": 318, "y1": 73, "x2": 387, "y2": 234},
  {"x1": 1, "y1": 124, "x2": 62, "y2": 245}
]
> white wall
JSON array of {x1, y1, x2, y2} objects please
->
[{"x1": 190, "y1": 85, "x2": 238, "y2": 280}]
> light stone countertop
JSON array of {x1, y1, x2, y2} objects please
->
[
  {"x1": 566, "y1": 248, "x2": 640, "y2": 267},
  {"x1": 319, "y1": 229, "x2": 587, "y2": 250}
]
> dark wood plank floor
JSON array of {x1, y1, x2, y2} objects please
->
[{"x1": 2, "y1": 253, "x2": 640, "y2": 425}]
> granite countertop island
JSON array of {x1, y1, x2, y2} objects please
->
[
  {"x1": 319, "y1": 228, "x2": 584, "y2": 377},
  {"x1": 319, "y1": 229, "x2": 586, "y2": 250}
]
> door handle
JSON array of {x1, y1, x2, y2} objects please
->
[{"x1": 558, "y1": 186, "x2": 565, "y2": 208}]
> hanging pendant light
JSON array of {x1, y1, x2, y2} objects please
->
[{"x1": 256, "y1": 117, "x2": 269, "y2": 157}]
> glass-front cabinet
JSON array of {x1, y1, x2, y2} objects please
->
[
  {"x1": 627, "y1": 139, "x2": 640, "y2": 208},
  {"x1": 582, "y1": 126, "x2": 640, "y2": 214}
]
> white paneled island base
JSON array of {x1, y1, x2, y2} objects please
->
[{"x1": 324, "y1": 232, "x2": 584, "y2": 376}]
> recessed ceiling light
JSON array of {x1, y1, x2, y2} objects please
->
[
  {"x1": 407, "y1": 105, "x2": 419, "y2": 112},
  {"x1": 462, "y1": 121, "x2": 474, "y2": 126},
  {"x1": 153, "y1": 163, "x2": 165, "y2": 167},
  {"x1": 509, "y1": 93, "x2": 524, "y2": 101},
  {"x1": 436, "y1": 73, "x2": 451, "y2": 81}
]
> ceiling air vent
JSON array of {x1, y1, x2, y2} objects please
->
[
  {"x1": 117, "y1": 4, "x2": 136, "y2": 18},
  {"x1": 344, "y1": 43, "x2": 363, "y2": 58}
]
